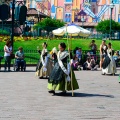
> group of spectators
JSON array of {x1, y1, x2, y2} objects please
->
[
  {"x1": 71, "y1": 40, "x2": 120, "y2": 71},
  {"x1": 71, "y1": 40, "x2": 98, "y2": 71}
]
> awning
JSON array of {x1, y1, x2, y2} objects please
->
[{"x1": 27, "y1": 8, "x2": 49, "y2": 18}]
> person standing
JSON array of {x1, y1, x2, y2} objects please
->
[
  {"x1": 76, "y1": 47, "x2": 82, "y2": 64},
  {"x1": 4, "y1": 40, "x2": 12, "y2": 71},
  {"x1": 36, "y1": 42, "x2": 52, "y2": 79},
  {"x1": 89, "y1": 40, "x2": 97, "y2": 55},
  {"x1": 47, "y1": 42, "x2": 79, "y2": 95},
  {"x1": 102, "y1": 43, "x2": 117, "y2": 75},
  {"x1": 100, "y1": 40, "x2": 108, "y2": 69}
]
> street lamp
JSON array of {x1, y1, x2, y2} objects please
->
[
  {"x1": 38, "y1": 10, "x2": 40, "y2": 22},
  {"x1": 11, "y1": 0, "x2": 15, "y2": 47},
  {"x1": 81, "y1": 15, "x2": 85, "y2": 28},
  {"x1": 11, "y1": 0, "x2": 26, "y2": 47},
  {"x1": 109, "y1": 0, "x2": 115, "y2": 40}
]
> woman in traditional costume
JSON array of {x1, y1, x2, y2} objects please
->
[
  {"x1": 47, "y1": 42, "x2": 79, "y2": 95},
  {"x1": 100, "y1": 40, "x2": 108, "y2": 69},
  {"x1": 102, "y1": 43, "x2": 117, "y2": 75},
  {"x1": 36, "y1": 42, "x2": 52, "y2": 79}
]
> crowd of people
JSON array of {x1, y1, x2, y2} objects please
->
[
  {"x1": 0, "y1": 40, "x2": 120, "y2": 72},
  {"x1": 34, "y1": 40, "x2": 119, "y2": 95},
  {"x1": 1, "y1": 39, "x2": 119, "y2": 74},
  {"x1": 0, "y1": 39, "x2": 119, "y2": 95},
  {"x1": 72, "y1": 40, "x2": 119, "y2": 74}
]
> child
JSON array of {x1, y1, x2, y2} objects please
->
[{"x1": 71, "y1": 55, "x2": 81, "y2": 70}]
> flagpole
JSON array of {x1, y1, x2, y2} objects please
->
[
  {"x1": 70, "y1": 34, "x2": 74, "y2": 97},
  {"x1": 66, "y1": 25, "x2": 74, "y2": 97}
]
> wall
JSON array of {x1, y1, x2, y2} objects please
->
[{"x1": 28, "y1": 0, "x2": 120, "y2": 23}]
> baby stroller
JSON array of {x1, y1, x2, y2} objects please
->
[{"x1": 13, "y1": 59, "x2": 26, "y2": 71}]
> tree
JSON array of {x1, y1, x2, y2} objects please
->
[
  {"x1": 95, "y1": 20, "x2": 120, "y2": 34},
  {"x1": 33, "y1": 18, "x2": 65, "y2": 32}
]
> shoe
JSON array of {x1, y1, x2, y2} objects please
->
[
  {"x1": 39, "y1": 76, "x2": 43, "y2": 79},
  {"x1": 48, "y1": 90, "x2": 55, "y2": 94}
]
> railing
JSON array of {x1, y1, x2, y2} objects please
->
[
  {"x1": 0, "y1": 50, "x2": 40, "y2": 65},
  {"x1": 0, "y1": 49, "x2": 100, "y2": 65},
  {"x1": 0, "y1": 24, "x2": 120, "y2": 40},
  {"x1": 90, "y1": 33, "x2": 120, "y2": 40}
]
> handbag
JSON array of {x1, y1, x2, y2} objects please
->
[{"x1": 10, "y1": 53, "x2": 15, "y2": 59}]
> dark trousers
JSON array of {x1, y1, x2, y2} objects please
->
[
  {"x1": 16, "y1": 59, "x2": 24, "y2": 71},
  {"x1": 4, "y1": 56, "x2": 11, "y2": 70}
]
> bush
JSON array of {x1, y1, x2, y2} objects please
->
[
  {"x1": 33, "y1": 18, "x2": 65, "y2": 32},
  {"x1": 0, "y1": 29, "x2": 10, "y2": 35},
  {"x1": 95, "y1": 20, "x2": 120, "y2": 34}
]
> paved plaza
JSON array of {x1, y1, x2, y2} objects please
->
[{"x1": 0, "y1": 67, "x2": 120, "y2": 120}]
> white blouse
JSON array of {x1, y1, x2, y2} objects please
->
[{"x1": 4, "y1": 45, "x2": 12, "y2": 57}]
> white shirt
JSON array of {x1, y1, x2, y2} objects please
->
[{"x1": 4, "y1": 45, "x2": 12, "y2": 57}]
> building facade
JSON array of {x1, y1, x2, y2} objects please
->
[{"x1": 23, "y1": 0, "x2": 120, "y2": 23}]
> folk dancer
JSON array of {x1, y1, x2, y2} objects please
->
[
  {"x1": 102, "y1": 43, "x2": 117, "y2": 75},
  {"x1": 47, "y1": 42, "x2": 79, "y2": 95},
  {"x1": 36, "y1": 42, "x2": 52, "y2": 79}
]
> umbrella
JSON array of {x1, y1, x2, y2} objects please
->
[{"x1": 52, "y1": 23, "x2": 91, "y2": 37}]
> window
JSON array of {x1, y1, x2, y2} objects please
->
[{"x1": 65, "y1": 0, "x2": 72, "y2": 2}]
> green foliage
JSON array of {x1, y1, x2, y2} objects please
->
[
  {"x1": 33, "y1": 18, "x2": 65, "y2": 31},
  {"x1": 95, "y1": 20, "x2": 120, "y2": 33},
  {"x1": 0, "y1": 29, "x2": 10, "y2": 35}
]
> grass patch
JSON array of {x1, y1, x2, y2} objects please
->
[
  {"x1": 0, "y1": 38, "x2": 120, "y2": 51},
  {"x1": 0, "y1": 38, "x2": 120, "y2": 65}
]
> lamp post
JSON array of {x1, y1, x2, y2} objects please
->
[
  {"x1": 38, "y1": 10, "x2": 40, "y2": 22},
  {"x1": 11, "y1": 0, "x2": 15, "y2": 48},
  {"x1": 11, "y1": 0, "x2": 26, "y2": 47},
  {"x1": 81, "y1": 16, "x2": 85, "y2": 28},
  {"x1": 109, "y1": 0, "x2": 114, "y2": 40}
]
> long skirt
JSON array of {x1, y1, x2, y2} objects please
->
[
  {"x1": 36, "y1": 59, "x2": 53, "y2": 77},
  {"x1": 47, "y1": 70, "x2": 79, "y2": 91},
  {"x1": 102, "y1": 57, "x2": 117, "y2": 74}
]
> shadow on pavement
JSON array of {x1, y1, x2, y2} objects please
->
[
  {"x1": 102, "y1": 73, "x2": 119, "y2": 76},
  {"x1": 54, "y1": 92, "x2": 114, "y2": 98}
]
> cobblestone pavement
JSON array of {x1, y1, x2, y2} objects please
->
[{"x1": 0, "y1": 67, "x2": 120, "y2": 120}]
